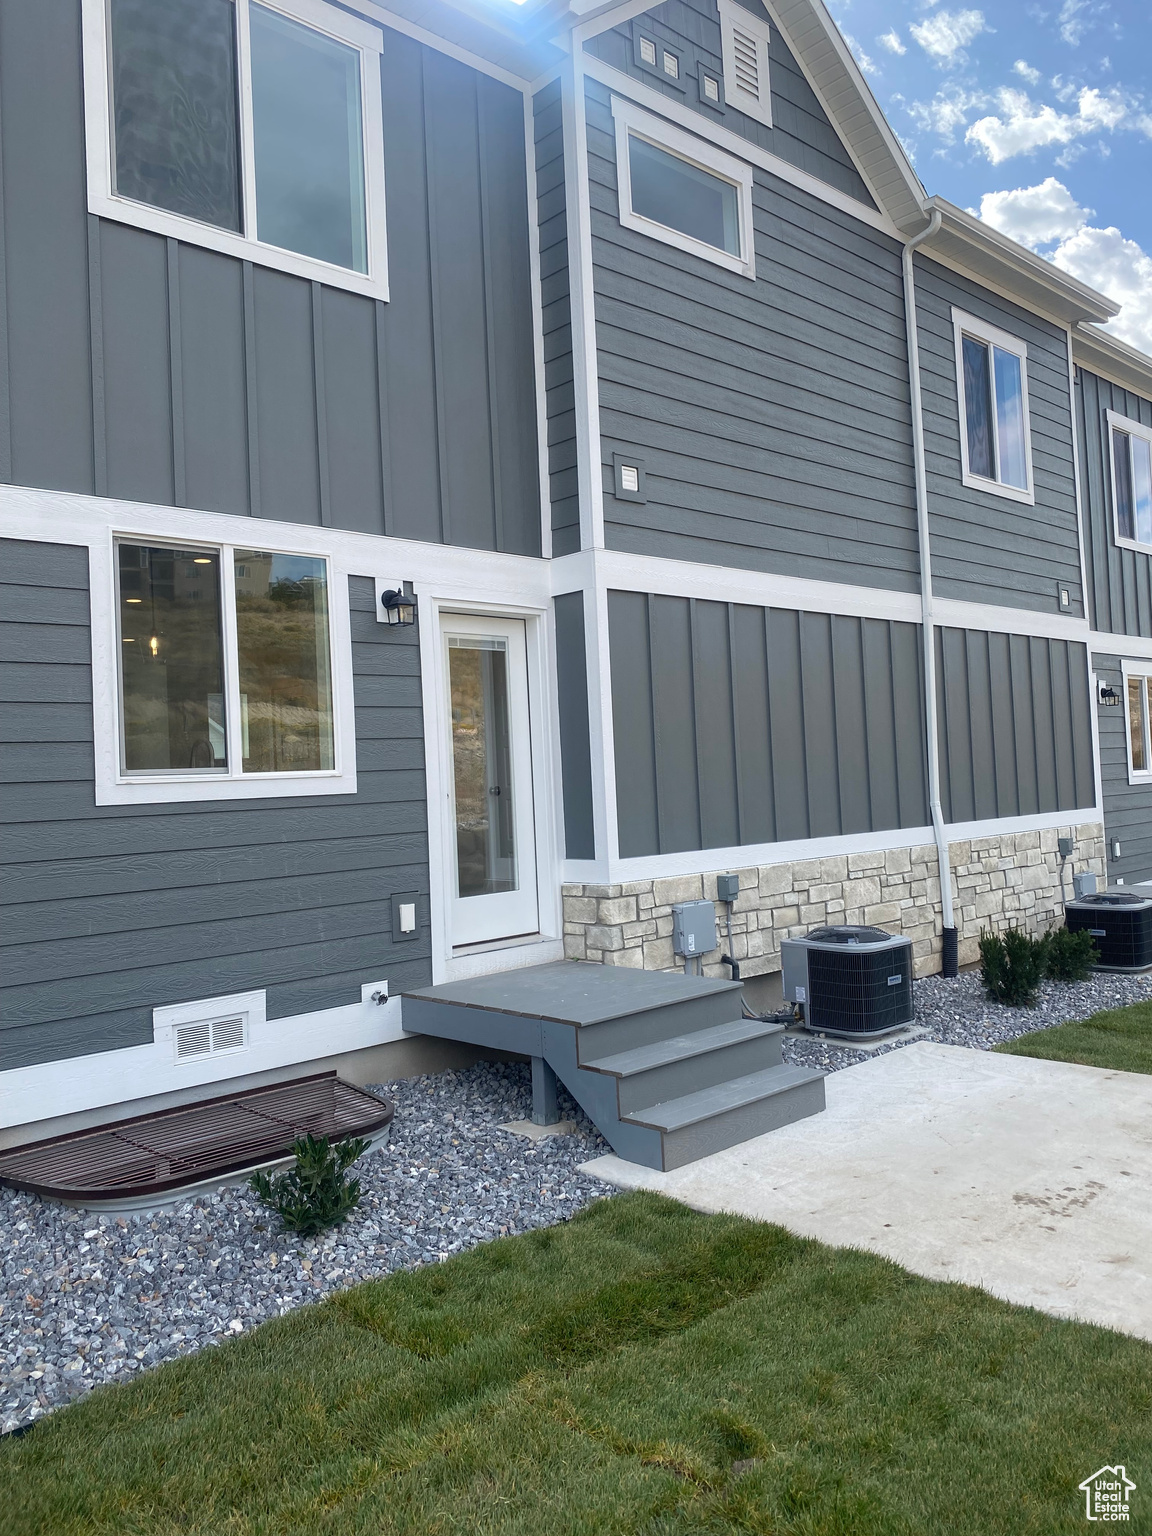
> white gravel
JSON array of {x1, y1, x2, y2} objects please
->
[
  {"x1": 3, "y1": 969, "x2": 1149, "y2": 1435},
  {"x1": 0, "y1": 1062, "x2": 609, "y2": 1434}
]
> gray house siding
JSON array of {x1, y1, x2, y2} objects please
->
[
  {"x1": 553, "y1": 593, "x2": 596, "y2": 858},
  {"x1": 0, "y1": 1, "x2": 539, "y2": 554},
  {"x1": 1076, "y1": 367, "x2": 1152, "y2": 638},
  {"x1": 608, "y1": 591, "x2": 929, "y2": 857},
  {"x1": 586, "y1": 80, "x2": 920, "y2": 590},
  {"x1": 0, "y1": 539, "x2": 431, "y2": 1071},
  {"x1": 583, "y1": 0, "x2": 874, "y2": 207},
  {"x1": 533, "y1": 81, "x2": 580, "y2": 557},
  {"x1": 914, "y1": 258, "x2": 1083, "y2": 617},
  {"x1": 935, "y1": 629, "x2": 1095, "y2": 824},
  {"x1": 1091, "y1": 653, "x2": 1152, "y2": 884}
]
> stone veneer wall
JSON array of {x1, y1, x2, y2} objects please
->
[{"x1": 562, "y1": 824, "x2": 1106, "y2": 979}]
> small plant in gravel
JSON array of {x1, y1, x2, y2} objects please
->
[
  {"x1": 250, "y1": 1134, "x2": 370, "y2": 1238},
  {"x1": 978, "y1": 927, "x2": 1050, "y2": 1008},
  {"x1": 1045, "y1": 924, "x2": 1098, "y2": 983}
]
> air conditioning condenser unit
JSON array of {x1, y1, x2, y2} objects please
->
[{"x1": 781, "y1": 925, "x2": 914, "y2": 1039}]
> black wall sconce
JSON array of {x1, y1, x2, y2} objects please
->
[
  {"x1": 1098, "y1": 681, "x2": 1121, "y2": 707},
  {"x1": 380, "y1": 586, "x2": 417, "y2": 627}
]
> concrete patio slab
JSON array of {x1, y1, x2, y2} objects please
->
[{"x1": 580, "y1": 1042, "x2": 1152, "y2": 1340}]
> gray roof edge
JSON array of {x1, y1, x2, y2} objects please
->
[{"x1": 1073, "y1": 324, "x2": 1152, "y2": 402}]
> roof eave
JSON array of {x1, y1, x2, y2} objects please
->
[{"x1": 1073, "y1": 325, "x2": 1152, "y2": 401}]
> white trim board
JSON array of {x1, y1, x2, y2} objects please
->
[
  {"x1": 588, "y1": 808, "x2": 1105, "y2": 885},
  {"x1": 0, "y1": 992, "x2": 405, "y2": 1131},
  {"x1": 1091, "y1": 633, "x2": 1152, "y2": 662},
  {"x1": 580, "y1": 52, "x2": 900, "y2": 238}
]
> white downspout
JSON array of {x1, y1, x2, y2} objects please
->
[{"x1": 902, "y1": 209, "x2": 958, "y2": 971}]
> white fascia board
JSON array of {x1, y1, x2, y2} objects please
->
[
  {"x1": 1073, "y1": 325, "x2": 1152, "y2": 403},
  {"x1": 602, "y1": 808, "x2": 1103, "y2": 885},
  {"x1": 579, "y1": 54, "x2": 900, "y2": 237}
]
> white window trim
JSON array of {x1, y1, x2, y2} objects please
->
[
  {"x1": 93, "y1": 525, "x2": 357, "y2": 805},
  {"x1": 80, "y1": 0, "x2": 389, "y2": 301},
  {"x1": 1106, "y1": 409, "x2": 1152, "y2": 555},
  {"x1": 1121, "y1": 660, "x2": 1152, "y2": 785},
  {"x1": 718, "y1": 0, "x2": 773, "y2": 129},
  {"x1": 611, "y1": 96, "x2": 756, "y2": 280},
  {"x1": 951, "y1": 306, "x2": 1035, "y2": 506}
]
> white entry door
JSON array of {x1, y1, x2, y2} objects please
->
[{"x1": 441, "y1": 613, "x2": 539, "y2": 946}]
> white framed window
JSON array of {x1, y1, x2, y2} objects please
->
[
  {"x1": 94, "y1": 530, "x2": 357, "y2": 804},
  {"x1": 81, "y1": 0, "x2": 388, "y2": 300},
  {"x1": 611, "y1": 97, "x2": 756, "y2": 279},
  {"x1": 1122, "y1": 662, "x2": 1152, "y2": 783},
  {"x1": 718, "y1": 0, "x2": 773, "y2": 127},
  {"x1": 952, "y1": 308, "x2": 1035, "y2": 505},
  {"x1": 1107, "y1": 410, "x2": 1152, "y2": 552}
]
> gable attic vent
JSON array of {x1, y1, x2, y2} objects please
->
[
  {"x1": 175, "y1": 1016, "x2": 248, "y2": 1061},
  {"x1": 720, "y1": 1, "x2": 773, "y2": 127},
  {"x1": 732, "y1": 28, "x2": 760, "y2": 99}
]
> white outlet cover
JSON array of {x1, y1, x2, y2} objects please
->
[
  {"x1": 398, "y1": 902, "x2": 417, "y2": 933},
  {"x1": 361, "y1": 980, "x2": 389, "y2": 1004}
]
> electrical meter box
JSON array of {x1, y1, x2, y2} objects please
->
[{"x1": 672, "y1": 899, "x2": 717, "y2": 956}]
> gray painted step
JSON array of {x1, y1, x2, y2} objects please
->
[
  {"x1": 625, "y1": 1064, "x2": 826, "y2": 1172},
  {"x1": 585, "y1": 1018, "x2": 785, "y2": 1115}
]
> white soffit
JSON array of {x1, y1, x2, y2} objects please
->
[{"x1": 1073, "y1": 325, "x2": 1152, "y2": 402}]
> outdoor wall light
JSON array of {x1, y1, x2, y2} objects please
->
[
  {"x1": 380, "y1": 586, "x2": 417, "y2": 627},
  {"x1": 1098, "y1": 681, "x2": 1121, "y2": 706}
]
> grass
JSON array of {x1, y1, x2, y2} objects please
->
[
  {"x1": 1, "y1": 1192, "x2": 1150, "y2": 1535},
  {"x1": 995, "y1": 998, "x2": 1152, "y2": 1076}
]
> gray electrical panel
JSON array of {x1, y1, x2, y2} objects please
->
[
  {"x1": 1072, "y1": 871, "x2": 1098, "y2": 899},
  {"x1": 672, "y1": 899, "x2": 717, "y2": 956},
  {"x1": 715, "y1": 873, "x2": 740, "y2": 903}
]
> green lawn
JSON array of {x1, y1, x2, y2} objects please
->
[
  {"x1": 2, "y1": 1192, "x2": 1150, "y2": 1535},
  {"x1": 995, "y1": 998, "x2": 1152, "y2": 1076}
]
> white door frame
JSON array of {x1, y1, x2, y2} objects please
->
[{"x1": 417, "y1": 592, "x2": 563, "y2": 984}]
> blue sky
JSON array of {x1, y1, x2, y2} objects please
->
[{"x1": 823, "y1": 0, "x2": 1152, "y2": 352}]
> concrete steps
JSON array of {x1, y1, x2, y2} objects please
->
[{"x1": 402, "y1": 962, "x2": 824, "y2": 1171}]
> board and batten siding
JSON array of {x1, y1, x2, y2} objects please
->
[
  {"x1": 608, "y1": 591, "x2": 929, "y2": 857},
  {"x1": 586, "y1": 80, "x2": 920, "y2": 590},
  {"x1": 1091, "y1": 653, "x2": 1152, "y2": 884},
  {"x1": 0, "y1": 1, "x2": 540, "y2": 554},
  {"x1": 0, "y1": 539, "x2": 431, "y2": 1072},
  {"x1": 608, "y1": 592, "x2": 1096, "y2": 858},
  {"x1": 1076, "y1": 367, "x2": 1152, "y2": 637},
  {"x1": 533, "y1": 81, "x2": 580, "y2": 557},
  {"x1": 553, "y1": 593, "x2": 596, "y2": 858},
  {"x1": 914, "y1": 258, "x2": 1083, "y2": 617},
  {"x1": 583, "y1": 0, "x2": 874, "y2": 208}
]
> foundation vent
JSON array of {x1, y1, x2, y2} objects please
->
[{"x1": 175, "y1": 1016, "x2": 248, "y2": 1061}]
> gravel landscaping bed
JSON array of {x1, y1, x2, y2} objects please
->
[
  {"x1": 0, "y1": 1062, "x2": 609, "y2": 1434},
  {"x1": 783, "y1": 968, "x2": 1152, "y2": 1074}
]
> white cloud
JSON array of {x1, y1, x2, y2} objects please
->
[
  {"x1": 977, "y1": 178, "x2": 1091, "y2": 248},
  {"x1": 842, "y1": 32, "x2": 878, "y2": 76},
  {"x1": 966, "y1": 85, "x2": 1129, "y2": 163},
  {"x1": 1058, "y1": 0, "x2": 1093, "y2": 45},
  {"x1": 1055, "y1": 227, "x2": 1152, "y2": 355},
  {"x1": 907, "y1": 84, "x2": 989, "y2": 142},
  {"x1": 976, "y1": 178, "x2": 1152, "y2": 357},
  {"x1": 909, "y1": 9, "x2": 988, "y2": 64},
  {"x1": 878, "y1": 29, "x2": 906, "y2": 55},
  {"x1": 1012, "y1": 60, "x2": 1041, "y2": 85}
]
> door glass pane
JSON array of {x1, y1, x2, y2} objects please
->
[
  {"x1": 118, "y1": 544, "x2": 227, "y2": 772},
  {"x1": 962, "y1": 336, "x2": 995, "y2": 480},
  {"x1": 449, "y1": 637, "x2": 518, "y2": 898},
  {"x1": 234, "y1": 551, "x2": 334, "y2": 772},
  {"x1": 249, "y1": 5, "x2": 367, "y2": 272},
  {"x1": 1130, "y1": 678, "x2": 1148, "y2": 773},
  {"x1": 628, "y1": 134, "x2": 740, "y2": 256},
  {"x1": 1132, "y1": 435, "x2": 1152, "y2": 545},
  {"x1": 1114, "y1": 428, "x2": 1136, "y2": 541},
  {"x1": 993, "y1": 345, "x2": 1028, "y2": 489},
  {"x1": 110, "y1": 0, "x2": 241, "y2": 232}
]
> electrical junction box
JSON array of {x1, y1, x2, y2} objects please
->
[
  {"x1": 1058, "y1": 836, "x2": 1075, "y2": 858},
  {"x1": 672, "y1": 900, "x2": 717, "y2": 956},
  {"x1": 1073, "y1": 872, "x2": 1098, "y2": 899},
  {"x1": 715, "y1": 873, "x2": 740, "y2": 904}
]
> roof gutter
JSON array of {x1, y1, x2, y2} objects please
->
[{"x1": 902, "y1": 209, "x2": 959, "y2": 976}]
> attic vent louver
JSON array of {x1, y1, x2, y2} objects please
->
[
  {"x1": 732, "y1": 28, "x2": 760, "y2": 99},
  {"x1": 719, "y1": 0, "x2": 772, "y2": 127},
  {"x1": 175, "y1": 1016, "x2": 248, "y2": 1061}
]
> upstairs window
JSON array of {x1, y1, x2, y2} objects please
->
[
  {"x1": 1108, "y1": 411, "x2": 1152, "y2": 551},
  {"x1": 82, "y1": 0, "x2": 387, "y2": 297},
  {"x1": 612, "y1": 98, "x2": 756, "y2": 279},
  {"x1": 718, "y1": 0, "x2": 773, "y2": 127},
  {"x1": 952, "y1": 309, "x2": 1034, "y2": 505}
]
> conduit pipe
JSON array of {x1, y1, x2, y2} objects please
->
[{"x1": 902, "y1": 208, "x2": 958, "y2": 976}]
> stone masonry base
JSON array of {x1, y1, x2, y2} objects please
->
[{"x1": 562, "y1": 825, "x2": 1107, "y2": 980}]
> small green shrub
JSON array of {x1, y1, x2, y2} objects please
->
[
  {"x1": 250, "y1": 1133, "x2": 370, "y2": 1238},
  {"x1": 979, "y1": 927, "x2": 1051, "y2": 1008},
  {"x1": 1045, "y1": 924, "x2": 1098, "y2": 982}
]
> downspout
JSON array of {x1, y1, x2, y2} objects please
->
[{"x1": 902, "y1": 208, "x2": 958, "y2": 977}]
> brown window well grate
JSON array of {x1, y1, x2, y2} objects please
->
[{"x1": 0, "y1": 1073, "x2": 394, "y2": 1203}]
